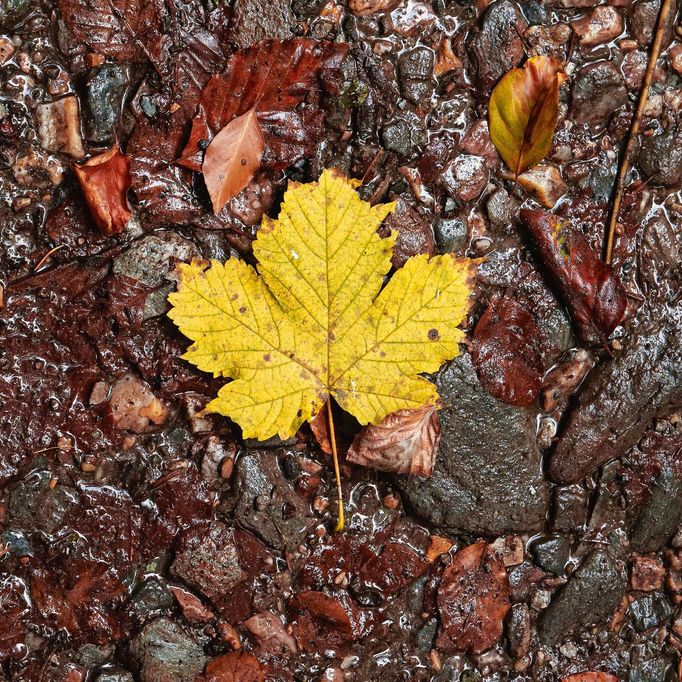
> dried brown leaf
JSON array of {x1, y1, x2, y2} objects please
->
[
  {"x1": 437, "y1": 541, "x2": 511, "y2": 654},
  {"x1": 73, "y1": 145, "x2": 132, "y2": 235},
  {"x1": 346, "y1": 405, "x2": 441, "y2": 476},
  {"x1": 203, "y1": 108, "x2": 265, "y2": 214},
  {"x1": 198, "y1": 652, "x2": 265, "y2": 682}
]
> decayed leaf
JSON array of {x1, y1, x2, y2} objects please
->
[
  {"x1": 346, "y1": 405, "x2": 441, "y2": 476},
  {"x1": 178, "y1": 39, "x2": 347, "y2": 172},
  {"x1": 437, "y1": 541, "x2": 511, "y2": 654},
  {"x1": 203, "y1": 108, "x2": 265, "y2": 214},
  {"x1": 489, "y1": 56, "x2": 567, "y2": 178},
  {"x1": 197, "y1": 652, "x2": 265, "y2": 682},
  {"x1": 470, "y1": 294, "x2": 546, "y2": 407},
  {"x1": 520, "y1": 209, "x2": 627, "y2": 343},
  {"x1": 309, "y1": 405, "x2": 332, "y2": 455},
  {"x1": 73, "y1": 145, "x2": 132, "y2": 235},
  {"x1": 168, "y1": 171, "x2": 476, "y2": 441},
  {"x1": 56, "y1": 0, "x2": 165, "y2": 63}
]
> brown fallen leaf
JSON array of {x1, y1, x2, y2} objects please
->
[
  {"x1": 197, "y1": 652, "x2": 265, "y2": 682},
  {"x1": 203, "y1": 108, "x2": 265, "y2": 214},
  {"x1": 436, "y1": 541, "x2": 511, "y2": 654},
  {"x1": 346, "y1": 405, "x2": 441, "y2": 476},
  {"x1": 169, "y1": 585, "x2": 214, "y2": 624},
  {"x1": 520, "y1": 209, "x2": 627, "y2": 343},
  {"x1": 309, "y1": 404, "x2": 332, "y2": 455},
  {"x1": 178, "y1": 39, "x2": 348, "y2": 172},
  {"x1": 469, "y1": 293, "x2": 547, "y2": 407},
  {"x1": 489, "y1": 56, "x2": 567, "y2": 178},
  {"x1": 73, "y1": 145, "x2": 132, "y2": 235}
]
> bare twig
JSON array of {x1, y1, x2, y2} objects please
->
[{"x1": 604, "y1": 0, "x2": 673, "y2": 264}]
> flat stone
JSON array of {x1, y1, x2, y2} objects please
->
[
  {"x1": 84, "y1": 63, "x2": 129, "y2": 143},
  {"x1": 570, "y1": 61, "x2": 627, "y2": 126},
  {"x1": 637, "y1": 126, "x2": 682, "y2": 188},
  {"x1": 231, "y1": 0, "x2": 296, "y2": 49},
  {"x1": 530, "y1": 536, "x2": 570, "y2": 575},
  {"x1": 628, "y1": 591, "x2": 673, "y2": 632},
  {"x1": 395, "y1": 353, "x2": 548, "y2": 535},
  {"x1": 130, "y1": 617, "x2": 206, "y2": 682},
  {"x1": 570, "y1": 7, "x2": 624, "y2": 47},
  {"x1": 538, "y1": 549, "x2": 626, "y2": 643}
]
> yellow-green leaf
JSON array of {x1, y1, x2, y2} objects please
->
[
  {"x1": 488, "y1": 56, "x2": 567, "y2": 178},
  {"x1": 168, "y1": 170, "x2": 476, "y2": 441}
]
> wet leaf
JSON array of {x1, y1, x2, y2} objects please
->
[
  {"x1": 309, "y1": 404, "x2": 332, "y2": 455},
  {"x1": 178, "y1": 39, "x2": 348, "y2": 172},
  {"x1": 198, "y1": 652, "x2": 265, "y2": 682},
  {"x1": 470, "y1": 294, "x2": 546, "y2": 407},
  {"x1": 489, "y1": 56, "x2": 567, "y2": 178},
  {"x1": 203, "y1": 108, "x2": 265, "y2": 214},
  {"x1": 346, "y1": 405, "x2": 441, "y2": 476},
  {"x1": 520, "y1": 209, "x2": 627, "y2": 343},
  {"x1": 562, "y1": 674, "x2": 619, "y2": 682},
  {"x1": 56, "y1": 0, "x2": 165, "y2": 63},
  {"x1": 73, "y1": 145, "x2": 132, "y2": 236},
  {"x1": 437, "y1": 541, "x2": 511, "y2": 654},
  {"x1": 168, "y1": 171, "x2": 476, "y2": 440}
]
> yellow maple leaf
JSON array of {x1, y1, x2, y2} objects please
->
[{"x1": 168, "y1": 170, "x2": 476, "y2": 441}]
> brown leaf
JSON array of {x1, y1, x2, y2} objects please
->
[
  {"x1": 291, "y1": 590, "x2": 373, "y2": 641},
  {"x1": 178, "y1": 39, "x2": 348, "y2": 172},
  {"x1": 198, "y1": 652, "x2": 265, "y2": 682},
  {"x1": 562, "y1": 674, "x2": 619, "y2": 682},
  {"x1": 309, "y1": 404, "x2": 332, "y2": 455},
  {"x1": 203, "y1": 108, "x2": 265, "y2": 214},
  {"x1": 169, "y1": 586, "x2": 214, "y2": 624},
  {"x1": 520, "y1": 209, "x2": 627, "y2": 343},
  {"x1": 56, "y1": 0, "x2": 166, "y2": 63},
  {"x1": 346, "y1": 405, "x2": 441, "y2": 476},
  {"x1": 469, "y1": 294, "x2": 546, "y2": 407},
  {"x1": 73, "y1": 145, "x2": 132, "y2": 236},
  {"x1": 489, "y1": 56, "x2": 567, "y2": 178},
  {"x1": 436, "y1": 541, "x2": 511, "y2": 654}
]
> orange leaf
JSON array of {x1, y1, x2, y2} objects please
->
[
  {"x1": 202, "y1": 108, "x2": 265, "y2": 214},
  {"x1": 488, "y1": 56, "x2": 567, "y2": 178},
  {"x1": 563, "y1": 674, "x2": 619, "y2": 682},
  {"x1": 346, "y1": 405, "x2": 441, "y2": 476},
  {"x1": 73, "y1": 145, "x2": 132, "y2": 235}
]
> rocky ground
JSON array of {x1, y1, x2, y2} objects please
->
[{"x1": 0, "y1": 0, "x2": 681, "y2": 680}]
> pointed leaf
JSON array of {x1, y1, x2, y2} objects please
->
[
  {"x1": 346, "y1": 405, "x2": 441, "y2": 476},
  {"x1": 203, "y1": 108, "x2": 265, "y2": 214},
  {"x1": 168, "y1": 171, "x2": 477, "y2": 441},
  {"x1": 73, "y1": 145, "x2": 132, "y2": 235},
  {"x1": 488, "y1": 56, "x2": 567, "y2": 177}
]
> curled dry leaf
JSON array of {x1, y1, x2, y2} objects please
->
[
  {"x1": 203, "y1": 108, "x2": 265, "y2": 214},
  {"x1": 309, "y1": 404, "x2": 332, "y2": 455},
  {"x1": 346, "y1": 405, "x2": 441, "y2": 476},
  {"x1": 470, "y1": 294, "x2": 547, "y2": 407},
  {"x1": 520, "y1": 209, "x2": 627, "y2": 343},
  {"x1": 436, "y1": 541, "x2": 511, "y2": 654},
  {"x1": 73, "y1": 145, "x2": 132, "y2": 235},
  {"x1": 489, "y1": 56, "x2": 567, "y2": 178},
  {"x1": 179, "y1": 39, "x2": 348, "y2": 172}
]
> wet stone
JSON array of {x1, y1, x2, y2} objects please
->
[
  {"x1": 628, "y1": 592, "x2": 673, "y2": 632},
  {"x1": 570, "y1": 61, "x2": 628, "y2": 126},
  {"x1": 395, "y1": 353, "x2": 548, "y2": 535},
  {"x1": 539, "y1": 550, "x2": 626, "y2": 643},
  {"x1": 231, "y1": 0, "x2": 296, "y2": 49},
  {"x1": 398, "y1": 47, "x2": 434, "y2": 105},
  {"x1": 0, "y1": 0, "x2": 31, "y2": 30},
  {"x1": 637, "y1": 125, "x2": 682, "y2": 188},
  {"x1": 434, "y1": 216, "x2": 467, "y2": 254},
  {"x1": 521, "y1": 1, "x2": 548, "y2": 25},
  {"x1": 570, "y1": 7, "x2": 624, "y2": 48},
  {"x1": 128, "y1": 577, "x2": 174, "y2": 622},
  {"x1": 130, "y1": 617, "x2": 207, "y2": 682},
  {"x1": 415, "y1": 617, "x2": 438, "y2": 652},
  {"x1": 95, "y1": 672, "x2": 135, "y2": 682},
  {"x1": 551, "y1": 484, "x2": 589, "y2": 533},
  {"x1": 381, "y1": 119, "x2": 413, "y2": 157},
  {"x1": 530, "y1": 537, "x2": 570, "y2": 575},
  {"x1": 84, "y1": 64, "x2": 129, "y2": 143}
]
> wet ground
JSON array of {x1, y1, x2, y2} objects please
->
[{"x1": 0, "y1": 0, "x2": 681, "y2": 680}]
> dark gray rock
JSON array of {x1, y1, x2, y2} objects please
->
[
  {"x1": 95, "y1": 673, "x2": 135, "y2": 682},
  {"x1": 415, "y1": 617, "x2": 438, "y2": 652},
  {"x1": 128, "y1": 577, "x2": 174, "y2": 622},
  {"x1": 382, "y1": 119, "x2": 413, "y2": 157},
  {"x1": 507, "y1": 603, "x2": 531, "y2": 658},
  {"x1": 74, "y1": 643, "x2": 115, "y2": 667},
  {"x1": 531, "y1": 537, "x2": 570, "y2": 575},
  {"x1": 538, "y1": 550, "x2": 626, "y2": 643},
  {"x1": 521, "y1": 0, "x2": 548, "y2": 25},
  {"x1": 434, "y1": 217, "x2": 467, "y2": 254},
  {"x1": 231, "y1": 0, "x2": 296, "y2": 49},
  {"x1": 395, "y1": 353, "x2": 549, "y2": 535},
  {"x1": 0, "y1": 0, "x2": 30, "y2": 29},
  {"x1": 637, "y1": 125, "x2": 682, "y2": 188},
  {"x1": 0, "y1": 529, "x2": 31, "y2": 557},
  {"x1": 130, "y1": 617, "x2": 206, "y2": 682},
  {"x1": 631, "y1": 465, "x2": 682, "y2": 552},
  {"x1": 486, "y1": 188, "x2": 519, "y2": 233},
  {"x1": 571, "y1": 61, "x2": 627, "y2": 126},
  {"x1": 628, "y1": 592, "x2": 673, "y2": 632},
  {"x1": 113, "y1": 234, "x2": 199, "y2": 320},
  {"x1": 84, "y1": 64, "x2": 129, "y2": 143},
  {"x1": 398, "y1": 47, "x2": 434, "y2": 105},
  {"x1": 8, "y1": 470, "x2": 78, "y2": 535},
  {"x1": 551, "y1": 484, "x2": 589, "y2": 532},
  {"x1": 227, "y1": 451, "x2": 316, "y2": 550},
  {"x1": 468, "y1": 0, "x2": 527, "y2": 91}
]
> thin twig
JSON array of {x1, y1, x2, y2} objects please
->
[
  {"x1": 327, "y1": 399, "x2": 345, "y2": 532},
  {"x1": 34, "y1": 244, "x2": 66, "y2": 272},
  {"x1": 604, "y1": 0, "x2": 673, "y2": 264}
]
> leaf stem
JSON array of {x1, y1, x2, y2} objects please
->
[
  {"x1": 604, "y1": 0, "x2": 672, "y2": 265},
  {"x1": 327, "y1": 399, "x2": 345, "y2": 532}
]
